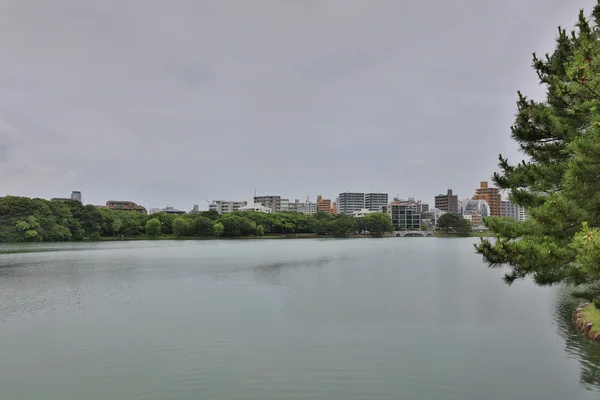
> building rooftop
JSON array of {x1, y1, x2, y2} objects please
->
[
  {"x1": 423, "y1": 207, "x2": 445, "y2": 213},
  {"x1": 160, "y1": 207, "x2": 186, "y2": 214}
]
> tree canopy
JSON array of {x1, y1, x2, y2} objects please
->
[
  {"x1": 172, "y1": 217, "x2": 189, "y2": 238},
  {"x1": 437, "y1": 213, "x2": 471, "y2": 236},
  {"x1": 0, "y1": 196, "x2": 394, "y2": 242},
  {"x1": 476, "y1": 2, "x2": 600, "y2": 304},
  {"x1": 145, "y1": 218, "x2": 162, "y2": 237},
  {"x1": 362, "y1": 213, "x2": 393, "y2": 237}
]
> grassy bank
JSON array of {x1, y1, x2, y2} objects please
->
[
  {"x1": 97, "y1": 233, "x2": 322, "y2": 241},
  {"x1": 580, "y1": 304, "x2": 600, "y2": 336},
  {"x1": 12, "y1": 232, "x2": 490, "y2": 244}
]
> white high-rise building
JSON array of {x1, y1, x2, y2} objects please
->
[
  {"x1": 302, "y1": 202, "x2": 317, "y2": 214},
  {"x1": 502, "y1": 200, "x2": 529, "y2": 221},
  {"x1": 338, "y1": 192, "x2": 365, "y2": 215},
  {"x1": 365, "y1": 193, "x2": 388, "y2": 212}
]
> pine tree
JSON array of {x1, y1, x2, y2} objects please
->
[{"x1": 476, "y1": 2, "x2": 600, "y2": 303}]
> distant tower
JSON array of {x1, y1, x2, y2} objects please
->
[{"x1": 71, "y1": 191, "x2": 82, "y2": 203}]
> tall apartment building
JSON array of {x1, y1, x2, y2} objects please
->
[
  {"x1": 435, "y1": 189, "x2": 459, "y2": 214},
  {"x1": 422, "y1": 208, "x2": 447, "y2": 227},
  {"x1": 302, "y1": 202, "x2": 317, "y2": 214},
  {"x1": 501, "y1": 200, "x2": 529, "y2": 222},
  {"x1": 254, "y1": 195, "x2": 282, "y2": 213},
  {"x1": 365, "y1": 193, "x2": 388, "y2": 212},
  {"x1": 338, "y1": 192, "x2": 365, "y2": 215},
  {"x1": 209, "y1": 200, "x2": 247, "y2": 214},
  {"x1": 288, "y1": 199, "x2": 307, "y2": 213},
  {"x1": 280, "y1": 198, "x2": 290, "y2": 212},
  {"x1": 331, "y1": 201, "x2": 337, "y2": 214},
  {"x1": 381, "y1": 200, "x2": 421, "y2": 230},
  {"x1": 473, "y1": 181, "x2": 502, "y2": 217},
  {"x1": 316, "y1": 195, "x2": 333, "y2": 214}
]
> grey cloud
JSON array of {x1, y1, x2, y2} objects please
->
[{"x1": 0, "y1": 0, "x2": 596, "y2": 208}]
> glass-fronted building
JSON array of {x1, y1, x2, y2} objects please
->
[{"x1": 381, "y1": 201, "x2": 421, "y2": 230}]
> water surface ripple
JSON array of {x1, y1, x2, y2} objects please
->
[{"x1": 0, "y1": 238, "x2": 599, "y2": 399}]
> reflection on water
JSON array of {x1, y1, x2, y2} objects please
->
[
  {"x1": 554, "y1": 289, "x2": 600, "y2": 390},
  {"x1": 251, "y1": 257, "x2": 334, "y2": 287}
]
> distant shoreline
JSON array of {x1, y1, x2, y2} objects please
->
[
  {"x1": 97, "y1": 232, "x2": 493, "y2": 241},
  {"x1": 0, "y1": 232, "x2": 494, "y2": 254}
]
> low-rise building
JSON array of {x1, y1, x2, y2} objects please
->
[
  {"x1": 238, "y1": 202, "x2": 272, "y2": 214},
  {"x1": 52, "y1": 190, "x2": 82, "y2": 203},
  {"x1": 462, "y1": 199, "x2": 490, "y2": 217},
  {"x1": 158, "y1": 206, "x2": 186, "y2": 215},
  {"x1": 209, "y1": 200, "x2": 248, "y2": 214},
  {"x1": 421, "y1": 208, "x2": 447, "y2": 228},
  {"x1": 462, "y1": 199, "x2": 490, "y2": 227},
  {"x1": 351, "y1": 208, "x2": 373, "y2": 218},
  {"x1": 106, "y1": 200, "x2": 148, "y2": 215},
  {"x1": 381, "y1": 200, "x2": 421, "y2": 230},
  {"x1": 465, "y1": 212, "x2": 482, "y2": 226}
]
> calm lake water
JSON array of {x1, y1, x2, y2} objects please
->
[{"x1": 1, "y1": 238, "x2": 599, "y2": 399}]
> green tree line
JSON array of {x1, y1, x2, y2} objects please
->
[{"x1": 0, "y1": 196, "x2": 393, "y2": 242}]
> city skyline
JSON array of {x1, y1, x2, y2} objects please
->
[{"x1": 48, "y1": 181, "x2": 508, "y2": 213}]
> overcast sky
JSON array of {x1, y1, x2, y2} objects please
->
[{"x1": 0, "y1": 0, "x2": 596, "y2": 210}]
